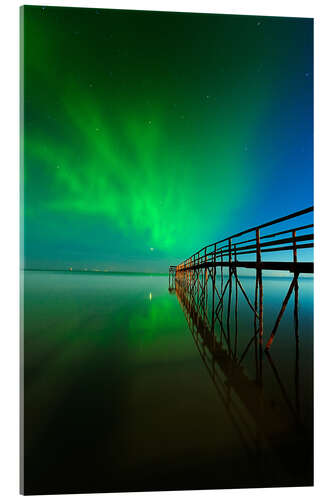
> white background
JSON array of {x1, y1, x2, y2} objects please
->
[{"x1": 0, "y1": 0, "x2": 332, "y2": 499}]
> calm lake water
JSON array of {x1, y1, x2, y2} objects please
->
[{"x1": 22, "y1": 270, "x2": 313, "y2": 494}]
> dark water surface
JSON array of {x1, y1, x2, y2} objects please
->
[{"x1": 23, "y1": 271, "x2": 313, "y2": 494}]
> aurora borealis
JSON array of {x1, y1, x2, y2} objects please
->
[{"x1": 22, "y1": 6, "x2": 313, "y2": 272}]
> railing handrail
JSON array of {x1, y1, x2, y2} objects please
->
[{"x1": 171, "y1": 206, "x2": 313, "y2": 271}]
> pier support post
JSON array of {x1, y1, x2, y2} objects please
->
[
  {"x1": 234, "y1": 243, "x2": 238, "y2": 359},
  {"x1": 227, "y1": 239, "x2": 232, "y2": 343},
  {"x1": 211, "y1": 244, "x2": 216, "y2": 335},
  {"x1": 265, "y1": 275, "x2": 298, "y2": 351},
  {"x1": 292, "y1": 230, "x2": 299, "y2": 343},
  {"x1": 205, "y1": 248, "x2": 208, "y2": 312},
  {"x1": 256, "y1": 229, "x2": 263, "y2": 344}
]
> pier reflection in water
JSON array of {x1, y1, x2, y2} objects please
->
[
  {"x1": 170, "y1": 272, "x2": 313, "y2": 487},
  {"x1": 23, "y1": 271, "x2": 312, "y2": 494}
]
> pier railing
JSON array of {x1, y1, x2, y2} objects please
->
[{"x1": 173, "y1": 206, "x2": 313, "y2": 274}]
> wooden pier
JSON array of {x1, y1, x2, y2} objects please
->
[{"x1": 169, "y1": 206, "x2": 313, "y2": 351}]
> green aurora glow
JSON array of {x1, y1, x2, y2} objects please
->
[{"x1": 22, "y1": 7, "x2": 313, "y2": 271}]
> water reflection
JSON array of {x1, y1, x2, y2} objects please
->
[
  {"x1": 171, "y1": 276, "x2": 313, "y2": 484},
  {"x1": 23, "y1": 271, "x2": 313, "y2": 494}
]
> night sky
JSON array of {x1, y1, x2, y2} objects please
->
[{"x1": 22, "y1": 6, "x2": 313, "y2": 272}]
